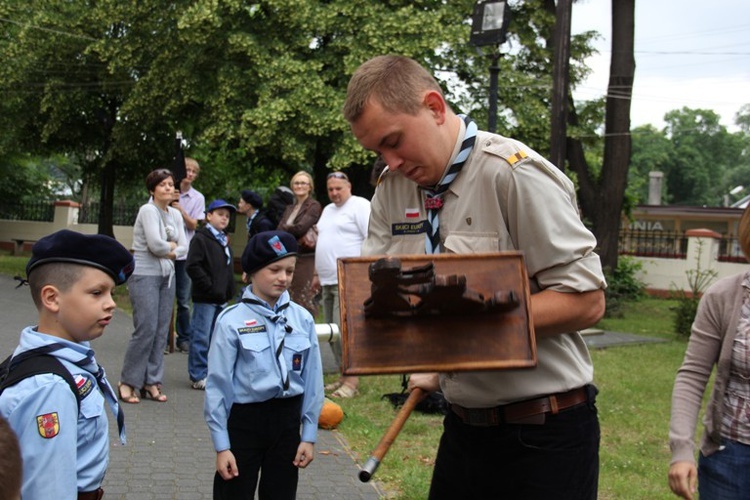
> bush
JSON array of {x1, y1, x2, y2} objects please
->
[
  {"x1": 604, "y1": 256, "x2": 646, "y2": 318},
  {"x1": 670, "y1": 239, "x2": 717, "y2": 337}
]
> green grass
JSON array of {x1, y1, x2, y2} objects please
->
[{"x1": 2, "y1": 250, "x2": 691, "y2": 499}]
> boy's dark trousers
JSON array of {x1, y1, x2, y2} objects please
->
[{"x1": 214, "y1": 396, "x2": 303, "y2": 500}]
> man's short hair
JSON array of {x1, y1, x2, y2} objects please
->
[
  {"x1": 28, "y1": 263, "x2": 85, "y2": 308},
  {"x1": 185, "y1": 157, "x2": 200, "y2": 171},
  {"x1": 0, "y1": 416, "x2": 22, "y2": 500},
  {"x1": 343, "y1": 55, "x2": 444, "y2": 123}
]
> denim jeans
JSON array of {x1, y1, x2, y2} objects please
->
[
  {"x1": 188, "y1": 302, "x2": 223, "y2": 382},
  {"x1": 429, "y1": 392, "x2": 600, "y2": 499},
  {"x1": 699, "y1": 439, "x2": 750, "y2": 499},
  {"x1": 174, "y1": 260, "x2": 192, "y2": 345}
]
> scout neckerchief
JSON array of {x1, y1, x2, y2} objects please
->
[
  {"x1": 423, "y1": 115, "x2": 477, "y2": 254},
  {"x1": 207, "y1": 224, "x2": 231, "y2": 265},
  {"x1": 241, "y1": 294, "x2": 292, "y2": 391}
]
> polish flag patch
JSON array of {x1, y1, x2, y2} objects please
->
[
  {"x1": 74, "y1": 374, "x2": 86, "y2": 389},
  {"x1": 245, "y1": 319, "x2": 258, "y2": 327},
  {"x1": 405, "y1": 208, "x2": 420, "y2": 218}
]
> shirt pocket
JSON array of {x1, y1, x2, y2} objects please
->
[
  {"x1": 283, "y1": 335, "x2": 312, "y2": 371},
  {"x1": 443, "y1": 231, "x2": 500, "y2": 254},
  {"x1": 78, "y1": 390, "x2": 105, "y2": 446},
  {"x1": 239, "y1": 334, "x2": 273, "y2": 373}
]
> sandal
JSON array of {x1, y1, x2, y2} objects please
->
[
  {"x1": 117, "y1": 383, "x2": 140, "y2": 404},
  {"x1": 324, "y1": 380, "x2": 344, "y2": 392},
  {"x1": 330, "y1": 383, "x2": 358, "y2": 399},
  {"x1": 140, "y1": 384, "x2": 168, "y2": 403}
]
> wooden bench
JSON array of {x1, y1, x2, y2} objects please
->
[{"x1": 11, "y1": 239, "x2": 36, "y2": 256}]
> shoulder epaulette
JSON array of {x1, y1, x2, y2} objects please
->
[{"x1": 506, "y1": 150, "x2": 528, "y2": 166}]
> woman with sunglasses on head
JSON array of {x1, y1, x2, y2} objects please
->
[
  {"x1": 119, "y1": 168, "x2": 187, "y2": 404},
  {"x1": 277, "y1": 171, "x2": 322, "y2": 317}
]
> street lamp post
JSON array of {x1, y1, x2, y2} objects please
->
[{"x1": 470, "y1": 1, "x2": 511, "y2": 133}]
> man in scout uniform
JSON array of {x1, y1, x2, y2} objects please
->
[{"x1": 343, "y1": 55, "x2": 607, "y2": 499}]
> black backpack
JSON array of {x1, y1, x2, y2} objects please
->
[{"x1": 0, "y1": 348, "x2": 82, "y2": 411}]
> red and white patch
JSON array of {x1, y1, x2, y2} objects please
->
[
  {"x1": 36, "y1": 412, "x2": 60, "y2": 439},
  {"x1": 405, "y1": 208, "x2": 420, "y2": 219},
  {"x1": 74, "y1": 374, "x2": 86, "y2": 389},
  {"x1": 245, "y1": 319, "x2": 258, "y2": 327}
]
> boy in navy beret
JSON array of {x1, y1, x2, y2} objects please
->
[
  {"x1": 204, "y1": 230, "x2": 324, "y2": 499},
  {"x1": 186, "y1": 199, "x2": 237, "y2": 390},
  {"x1": 238, "y1": 189, "x2": 275, "y2": 240},
  {"x1": 0, "y1": 229, "x2": 134, "y2": 499}
]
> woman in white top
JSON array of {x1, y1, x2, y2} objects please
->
[{"x1": 119, "y1": 169, "x2": 187, "y2": 404}]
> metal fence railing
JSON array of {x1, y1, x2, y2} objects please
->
[
  {"x1": 0, "y1": 201, "x2": 55, "y2": 222},
  {"x1": 718, "y1": 234, "x2": 745, "y2": 262},
  {"x1": 618, "y1": 229, "x2": 688, "y2": 259},
  {"x1": 78, "y1": 202, "x2": 141, "y2": 226}
]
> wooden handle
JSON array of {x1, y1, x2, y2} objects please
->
[{"x1": 358, "y1": 388, "x2": 424, "y2": 482}]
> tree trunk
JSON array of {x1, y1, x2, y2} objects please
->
[
  {"x1": 97, "y1": 159, "x2": 116, "y2": 237},
  {"x1": 567, "y1": 0, "x2": 635, "y2": 273},
  {"x1": 550, "y1": 0, "x2": 573, "y2": 171}
]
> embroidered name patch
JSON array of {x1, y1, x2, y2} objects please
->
[
  {"x1": 292, "y1": 354, "x2": 302, "y2": 371},
  {"x1": 391, "y1": 220, "x2": 428, "y2": 236},
  {"x1": 37, "y1": 412, "x2": 60, "y2": 439},
  {"x1": 74, "y1": 374, "x2": 95, "y2": 399},
  {"x1": 238, "y1": 325, "x2": 267, "y2": 335}
]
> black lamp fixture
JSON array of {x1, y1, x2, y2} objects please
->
[
  {"x1": 469, "y1": 1, "x2": 511, "y2": 133},
  {"x1": 470, "y1": 1, "x2": 511, "y2": 47}
]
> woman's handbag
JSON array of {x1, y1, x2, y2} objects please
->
[{"x1": 298, "y1": 226, "x2": 318, "y2": 253}]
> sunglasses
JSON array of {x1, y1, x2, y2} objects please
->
[{"x1": 327, "y1": 172, "x2": 349, "y2": 181}]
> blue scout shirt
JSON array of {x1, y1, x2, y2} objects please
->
[
  {"x1": 0, "y1": 328, "x2": 119, "y2": 499},
  {"x1": 204, "y1": 287, "x2": 324, "y2": 453}
]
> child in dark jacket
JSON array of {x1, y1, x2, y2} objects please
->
[{"x1": 186, "y1": 199, "x2": 237, "y2": 390}]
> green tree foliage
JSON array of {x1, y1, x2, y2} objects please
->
[
  {"x1": 628, "y1": 125, "x2": 674, "y2": 205},
  {"x1": 0, "y1": 1, "x2": 603, "y2": 217},
  {"x1": 628, "y1": 108, "x2": 750, "y2": 207}
]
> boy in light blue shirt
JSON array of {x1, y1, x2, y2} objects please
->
[
  {"x1": 205, "y1": 230, "x2": 324, "y2": 500},
  {"x1": 0, "y1": 230, "x2": 134, "y2": 500}
]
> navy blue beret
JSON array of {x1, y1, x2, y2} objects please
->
[
  {"x1": 242, "y1": 230, "x2": 298, "y2": 275},
  {"x1": 241, "y1": 190, "x2": 263, "y2": 209},
  {"x1": 27, "y1": 230, "x2": 135, "y2": 285}
]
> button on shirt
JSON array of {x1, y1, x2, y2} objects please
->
[
  {"x1": 0, "y1": 328, "x2": 112, "y2": 499},
  {"x1": 204, "y1": 287, "x2": 324, "y2": 452}
]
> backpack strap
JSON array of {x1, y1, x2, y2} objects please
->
[{"x1": 0, "y1": 352, "x2": 82, "y2": 411}]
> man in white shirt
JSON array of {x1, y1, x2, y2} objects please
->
[{"x1": 314, "y1": 171, "x2": 370, "y2": 398}]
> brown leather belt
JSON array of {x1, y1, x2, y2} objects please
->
[
  {"x1": 450, "y1": 386, "x2": 590, "y2": 426},
  {"x1": 78, "y1": 488, "x2": 104, "y2": 500}
]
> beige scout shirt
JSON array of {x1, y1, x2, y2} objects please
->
[{"x1": 362, "y1": 120, "x2": 606, "y2": 407}]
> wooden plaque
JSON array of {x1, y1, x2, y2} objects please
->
[{"x1": 337, "y1": 252, "x2": 536, "y2": 375}]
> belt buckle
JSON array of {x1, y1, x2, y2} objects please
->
[
  {"x1": 467, "y1": 409, "x2": 496, "y2": 427},
  {"x1": 505, "y1": 413, "x2": 546, "y2": 425}
]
